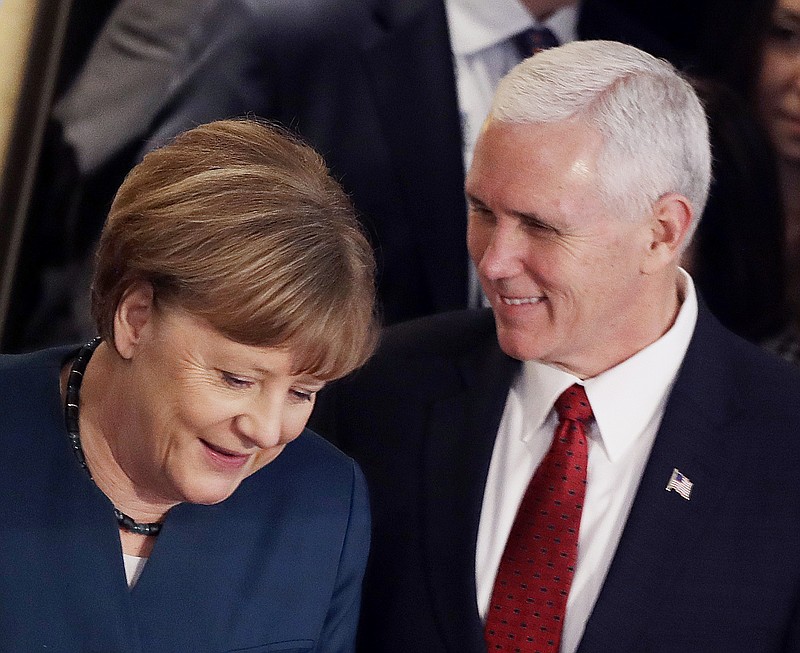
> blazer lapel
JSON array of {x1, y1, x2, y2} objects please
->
[
  {"x1": 577, "y1": 307, "x2": 749, "y2": 651},
  {"x1": 360, "y1": 0, "x2": 469, "y2": 312},
  {"x1": 421, "y1": 332, "x2": 520, "y2": 652}
]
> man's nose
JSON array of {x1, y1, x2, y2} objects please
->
[{"x1": 475, "y1": 222, "x2": 526, "y2": 280}]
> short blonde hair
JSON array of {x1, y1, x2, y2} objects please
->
[{"x1": 92, "y1": 119, "x2": 378, "y2": 380}]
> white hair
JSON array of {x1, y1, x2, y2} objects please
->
[{"x1": 490, "y1": 40, "x2": 711, "y2": 244}]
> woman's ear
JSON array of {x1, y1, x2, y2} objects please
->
[{"x1": 112, "y1": 282, "x2": 155, "y2": 359}]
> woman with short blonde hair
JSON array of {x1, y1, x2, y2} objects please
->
[{"x1": 0, "y1": 118, "x2": 378, "y2": 651}]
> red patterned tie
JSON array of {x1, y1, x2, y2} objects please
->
[{"x1": 484, "y1": 384, "x2": 592, "y2": 653}]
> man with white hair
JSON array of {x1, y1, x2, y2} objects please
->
[{"x1": 312, "y1": 40, "x2": 800, "y2": 652}]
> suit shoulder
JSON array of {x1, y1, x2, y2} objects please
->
[
  {"x1": 689, "y1": 318, "x2": 800, "y2": 421},
  {"x1": 717, "y1": 324, "x2": 800, "y2": 390},
  {"x1": 269, "y1": 429, "x2": 369, "y2": 498},
  {"x1": 736, "y1": 343, "x2": 800, "y2": 405}
]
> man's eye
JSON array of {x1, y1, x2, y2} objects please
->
[
  {"x1": 469, "y1": 204, "x2": 492, "y2": 216},
  {"x1": 467, "y1": 198, "x2": 492, "y2": 215},
  {"x1": 522, "y1": 217, "x2": 557, "y2": 234}
]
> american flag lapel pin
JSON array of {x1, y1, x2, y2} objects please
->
[{"x1": 665, "y1": 468, "x2": 693, "y2": 500}]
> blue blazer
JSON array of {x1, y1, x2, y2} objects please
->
[
  {"x1": 311, "y1": 305, "x2": 800, "y2": 652},
  {"x1": 0, "y1": 346, "x2": 370, "y2": 652}
]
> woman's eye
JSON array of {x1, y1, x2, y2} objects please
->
[
  {"x1": 221, "y1": 371, "x2": 253, "y2": 389},
  {"x1": 290, "y1": 388, "x2": 316, "y2": 403}
]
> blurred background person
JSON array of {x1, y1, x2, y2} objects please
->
[
  {"x1": 0, "y1": 119, "x2": 378, "y2": 651},
  {"x1": 683, "y1": 77, "x2": 789, "y2": 345},
  {"x1": 697, "y1": 0, "x2": 800, "y2": 360},
  {"x1": 753, "y1": 0, "x2": 800, "y2": 359},
  {"x1": 5, "y1": 0, "x2": 212, "y2": 351}
]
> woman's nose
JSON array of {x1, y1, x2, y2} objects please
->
[{"x1": 233, "y1": 404, "x2": 284, "y2": 449}]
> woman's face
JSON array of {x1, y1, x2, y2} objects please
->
[
  {"x1": 758, "y1": 0, "x2": 800, "y2": 164},
  {"x1": 113, "y1": 291, "x2": 324, "y2": 509}
]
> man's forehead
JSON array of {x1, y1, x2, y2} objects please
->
[{"x1": 469, "y1": 119, "x2": 602, "y2": 179}]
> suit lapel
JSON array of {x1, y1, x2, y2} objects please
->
[
  {"x1": 421, "y1": 329, "x2": 520, "y2": 652},
  {"x1": 360, "y1": 0, "x2": 468, "y2": 312},
  {"x1": 578, "y1": 307, "x2": 748, "y2": 651}
]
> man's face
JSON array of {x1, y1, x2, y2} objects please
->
[{"x1": 466, "y1": 120, "x2": 658, "y2": 378}]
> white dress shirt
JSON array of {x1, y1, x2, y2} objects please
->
[
  {"x1": 443, "y1": 0, "x2": 579, "y2": 306},
  {"x1": 123, "y1": 553, "x2": 147, "y2": 588},
  {"x1": 476, "y1": 270, "x2": 698, "y2": 653}
]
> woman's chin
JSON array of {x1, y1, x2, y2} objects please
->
[{"x1": 177, "y1": 477, "x2": 242, "y2": 506}]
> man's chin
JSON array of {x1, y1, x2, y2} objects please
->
[{"x1": 495, "y1": 328, "x2": 541, "y2": 363}]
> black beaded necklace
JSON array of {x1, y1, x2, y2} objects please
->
[{"x1": 64, "y1": 336, "x2": 163, "y2": 537}]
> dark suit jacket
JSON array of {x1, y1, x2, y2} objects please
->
[
  {"x1": 310, "y1": 306, "x2": 800, "y2": 652},
  {"x1": 0, "y1": 346, "x2": 369, "y2": 652},
  {"x1": 146, "y1": 0, "x2": 681, "y2": 326}
]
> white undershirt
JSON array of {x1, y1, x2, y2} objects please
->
[
  {"x1": 443, "y1": 0, "x2": 580, "y2": 306},
  {"x1": 476, "y1": 270, "x2": 698, "y2": 653},
  {"x1": 123, "y1": 553, "x2": 147, "y2": 588}
]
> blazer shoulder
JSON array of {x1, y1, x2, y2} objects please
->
[{"x1": 0, "y1": 346, "x2": 75, "y2": 395}]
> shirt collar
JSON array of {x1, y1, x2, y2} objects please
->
[
  {"x1": 444, "y1": 0, "x2": 579, "y2": 56},
  {"x1": 518, "y1": 269, "x2": 698, "y2": 462}
]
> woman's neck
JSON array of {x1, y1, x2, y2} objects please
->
[{"x1": 67, "y1": 342, "x2": 177, "y2": 554}]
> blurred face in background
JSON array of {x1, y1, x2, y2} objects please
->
[
  {"x1": 518, "y1": 0, "x2": 578, "y2": 21},
  {"x1": 758, "y1": 0, "x2": 800, "y2": 164}
]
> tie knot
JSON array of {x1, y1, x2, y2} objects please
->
[
  {"x1": 514, "y1": 26, "x2": 560, "y2": 58},
  {"x1": 554, "y1": 384, "x2": 593, "y2": 423}
]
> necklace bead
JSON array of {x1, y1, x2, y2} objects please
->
[{"x1": 64, "y1": 337, "x2": 163, "y2": 537}]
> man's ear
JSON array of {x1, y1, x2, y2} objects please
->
[
  {"x1": 112, "y1": 282, "x2": 155, "y2": 360},
  {"x1": 641, "y1": 193, "x2": 694, "y2": 274}
]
